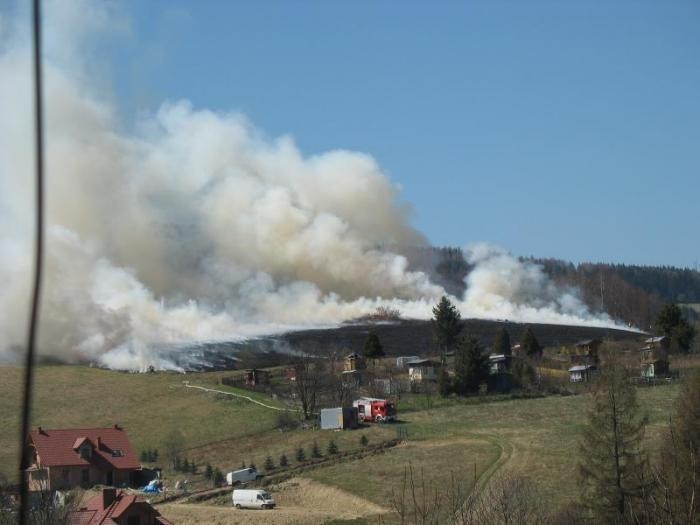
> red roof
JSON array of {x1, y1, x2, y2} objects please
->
[
  {"x1": 29, "y1": 426, "x2": 140, "y2": 469},
  {"x1": 68, "y1": 490, "x2": 172, "y2": 525}
]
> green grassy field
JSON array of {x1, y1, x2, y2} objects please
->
[
  {"x1": 0, "y1": 366, "x2": 280, "y2": 481},
  {"x1": 0, "y1": 364, "x2": 681, "y2": 517}
]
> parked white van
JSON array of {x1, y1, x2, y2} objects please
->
[
  {"x1": 232, "y1": 489, "x2": 276, "y2": 509},
  {"x1": 226, "y1": 468, "x2": 259, "y2": 486}
]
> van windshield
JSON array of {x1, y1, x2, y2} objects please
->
[{"x1": 261, "y1": 492, "x2": 272, "y2": 499}]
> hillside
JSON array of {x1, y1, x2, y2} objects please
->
[
  {"x1": 154, "y1": 318, "x2": 641, "y2": 372},
  {"x1": 0, "y1": 364, "x2": 683, "y2": 524}
]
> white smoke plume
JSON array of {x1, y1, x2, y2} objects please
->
[{"x1": 0, "y1": 1, "x2": 623, "y2": 370}]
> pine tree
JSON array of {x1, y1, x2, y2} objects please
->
[
  {"x1": 453, "y1": 336, "x2": 489, "y2": 395},
  {"x1": 296, "y1": 447, "x2": 306, "y2": 462},
  {"x1": 152, "y1": 449, "x2": 159, "y2": 462},
  {"x1": 656, "y1": 303, "x2": 696, "y2": 352},
  {"x1": 264, "y1": 455, "x2": 275, "y2": 471},
  {"x1": 431, "y1": 296, "x2": 463, "y2": 357},
  {"x1": 327, "y1": 440, "x2": 339, "y2": 455},
  {"x1": 189, "y1": 461, "x2": 197, "y2": 474},
  {"x1": 213, "y1": 468, "x2": 224, "y2": 487},
  {"x1": 360, "y1": 434, "x2": 369, "y2": 447},
  {"x1": 579, "y1": 355, "x2": 648, "y2": 522},
  {"x1": 311, "y1": 440, "x2": 322, "y2": 459},
  {"x1": 438, "y1": 367, "x2": 452, "y2": 398},
  {"x1": 204, "y1": 464, "x2": 213, "y2": 480},
  {"x1": 656, "y1": 368, "x2": 700, "y2": 522},
  {"x1": 279, "y1": 453, "x2": 289, "y2": 467},
  {"x1": 181, "y1": 458, "x2": 190, "y2": 473},
  {"x1": 363, "y1": 332, "x2": 385, "y2": 361},
  {"x1": 520, "y1": 327, "x2": 542, "y2": 358},
  {"x1": 493, "y1": 327, "x2": 511, "y2": 356}
]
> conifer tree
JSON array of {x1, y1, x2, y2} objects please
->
[
  {"x1": 264, "y1": 455, "x2": 275, "y2": 471},
  {"x1": 327, "y1": 439, "x2": 339, "y2": 455},
  {"x1": 438, "y1": 367, "x2": 452, "y2": 398},
  {"x1": 311, "y1": 440, "x2": 322, "y2": 459},
  {"x1": 493, "y1": 327, "x2": 512, "y2": 356},
  {"x1": 520, "y1": 327, "x2": 543, "y2": 358},
  {"x1": 279, "y1": 453, "x2": 289, "y2": 467},
  {"x1": 431, "y1": 296, "x2": 463, "y2": 357},
  {"x1": 579, "y1": 354, "x2": 648, "y2": 522},
  {"x1": 453, "y1": 336, "x2": 489, "y2": 395},
  {"x1": 204, "y1": 464, "x2": 213, "y2": 480},
  {"x1": 296, "y1": 447, "x2": 306, "y2": 462},
  {"x1": 363, "y1": 332, "x2": 385, "y2": 361},
  {"x1": 360, "y1": 434, "x2": 369, "y2": 447}
]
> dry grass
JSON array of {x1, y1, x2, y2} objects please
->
[
  {"x1": 156, "y1": 477, "x2": 386, "y2": 524},
  {"x1": 0, "y1": 366, "x2": 279, "y2": 482}
]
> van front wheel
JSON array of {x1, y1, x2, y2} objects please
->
[{"x1": 235, "y1": 504, "x2": 241, "y2": 509}]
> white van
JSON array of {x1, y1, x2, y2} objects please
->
[
  {"x1": 226, "y1": 468, "x2": 259, "y2": 486},
  {"x1": 232, "y1": 489, "x2": 276, "y2": 509}
]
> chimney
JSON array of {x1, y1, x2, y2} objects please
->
[
  {"x1": 102, "y1": 488, "x2": 117, "y2": 508},
  {"x1": 37, "y1": 426, "x2": 43, "y2": 434},
  {"x1": 113, "y1": 423, "x2": 120, "y2": 430},
  {"x1": 96, "y1": 436, "x2": 101, "y2": 450}
]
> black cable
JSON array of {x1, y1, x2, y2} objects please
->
[{"x1": 17, "y1": 0, "x2": 44, "y2": 522}]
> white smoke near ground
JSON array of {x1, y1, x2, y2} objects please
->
[{"x1": 0, "y1": 1, "x2": 624, "y2": 371}]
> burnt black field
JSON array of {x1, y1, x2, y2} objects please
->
[{"x1": 164, "y1": 318, "x2": 642, "y2": 372}]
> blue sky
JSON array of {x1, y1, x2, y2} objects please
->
[{"x1": 23, "y1": 1, "x2": 700, "y2": 267}]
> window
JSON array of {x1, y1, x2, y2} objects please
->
[
  {"x1": 81, "y1": 468, "x2": 89, "y2": 485},
  {"x1": 79, "y1": 445, "x2": 92, "y2": 460}
]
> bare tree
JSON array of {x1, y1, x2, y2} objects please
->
[{"x1": 292, "y1": 354, "x2": 321, "y2": 420}]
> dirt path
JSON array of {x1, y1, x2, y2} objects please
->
[
  {"x1": 411, "y1": 434, "x2": 515, "y2": 494},
  {"x1": 182, "y1": 381, "x2": 295, "y2": 411},
  {"x1": 156, "y1": 477, "x2": 387, "y2": 524}
]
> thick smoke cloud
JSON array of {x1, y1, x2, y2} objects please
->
[{"x1": 0, "y1": 1, "x2": 621, "y2": 370}]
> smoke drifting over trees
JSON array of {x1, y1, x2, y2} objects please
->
[{"x1": 0, "y1": 1, "x2": 621, "y2": 370}]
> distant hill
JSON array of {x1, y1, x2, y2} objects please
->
[
  {"x1": 164, "y1": 318, "x2": 641, "y2": 372},
  {"x1": 424, "y1": 246, "x2": 700, "y2": 329}
]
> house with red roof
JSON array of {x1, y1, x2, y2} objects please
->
[
  {"x1": 68, "y1": 488, "x2": 172, "y2": 525},
  {"x1": 26, "y1": 425, "x2": 141, "y2": 491}
]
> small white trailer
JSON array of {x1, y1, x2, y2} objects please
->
[
  {"x1": 232, "y1": 489, "x2": 276, "y2": 509},
  {"x1": 226, "y1": 467, "x2": 259, "y2": 486}
]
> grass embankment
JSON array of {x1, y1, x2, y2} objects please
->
[{"x1": 0, "y1": 366, "x2": 279, "y2": 481}]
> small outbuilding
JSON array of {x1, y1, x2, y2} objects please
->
[
  {"x1": 640, "y1": 346, "x2": 669, "y2": 379},
  {"x1": 406, "y1": 359, "x2": 440, "y2": 383},
  {"x1": 568, "y1": 364, "x2": 597, "y2": 383},
  {"x1": 396, "y1": 356, "x2": 421, "y2": 369},
  {"x1": 320, "y1": 407, "x2": 359, "y2": 430},
  {"x1": 571, "y1": 339, "x2": 602, "y2": 365},
  {"x1": 244, "y1": 369, "x2": 270, "y2": 387},
  {"x1": 344, "y1": 352, "x2": 366, "y2": 372}
]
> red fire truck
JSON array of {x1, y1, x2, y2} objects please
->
[{"x1": 353, "y1": 397, "x2": 397, "y2": 423}]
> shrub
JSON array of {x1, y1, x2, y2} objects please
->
[
  {"x1": 296, "y1": 447, "x2": 306, "y2": 462},
  {"x1": 264, "y1": 455, "x2": 275, "y2": 471},
  {"x1": 360, "y1": 434, "x2": 369, "y2": 447},
  {"x1": 213, "y1": 468, "x2": 224, "y2": 487},
  {"x1": 311, "y1": 440, "x2": 322, "y2": 459},
  {"x1": 327, "y1": 440, "x2": 338, "y2": 455},
  {"x1": 204, "y1": 464, "x2": 213, "y2": 479},
  {"x1": 279, "y1": 453, "x2": 289, "y2": 467}
]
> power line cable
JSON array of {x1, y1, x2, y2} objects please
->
[{"x1": 18, "y1": 0, "x2": 45, "y2": 522}]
